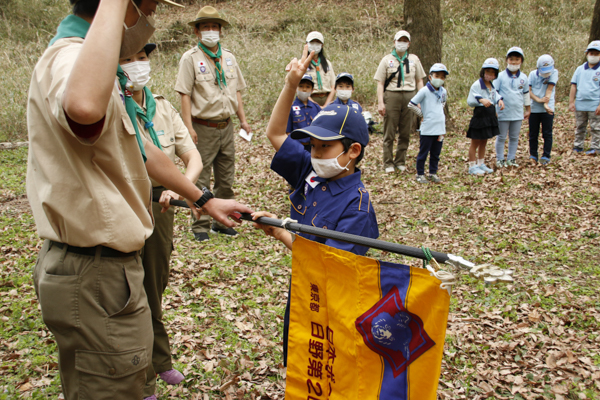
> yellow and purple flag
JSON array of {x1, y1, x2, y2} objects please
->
[{"x1": 285, "y1": 236, "x2": 450, "y2": 400}]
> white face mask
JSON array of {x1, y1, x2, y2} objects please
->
[
  {"x1": 395, "y1": 41, "x2": 409, "y2": 53},
  {"x1": 337, "y1": 90, "x2": 352, "y2": 101},
  {"x1": 311, "y1": 151, "x2": 351, "y2": 179},
  {"x1": 507, "y1": 63, "x2": 521, "y2": 72},
  {"x1": 539, "y1": 71, "x2": 552, "y2": 78},
  {"x1": 587, "y1": 55, "x2": 600, "y2": 65},
  {"x1": 297, "y1": 90, "x2": 311, "y2": 102},
  {"x1": 120, "y1": 0, "x2": 156, "y2": 59},
  {"x1": 308, "y1": 43, "x2": 322, "y2": 54},
  {"x1": 121, "y1": 61, "x2": 151, "y2": 91},
  {"x1": 430, "y1": 78, "x2": 445, "y2": 88},
  {"x1": 201, "y1": 30, "x2": 220, "y2": 48}
]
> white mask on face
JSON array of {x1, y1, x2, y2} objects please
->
[
  {"x1": 539, "y1": 71, "x2": 552, "y2": 78},
  {"x1": 201, "y1": 30, "x2": 220, "y2": 48},
  {"x1": 308, "y1": 43, "x2": 322, "y2": 54},
  {"x1": 337, "y1": 90, "x2": 352, "y2": 101},
  {"x1": 120, "y1": 0, "x2": 156, "y2": 59},
  {"x1": 587, "y1": 54, "x2": 600, "y2": 65},
  {"x1": 395, "y1": 41, "x2": 409, "y2": 53},
  {"x1": 297, "y1": 90, "x2": 311, "y2": 102},
  {"x1": 311, "y1": 151, "x2": 351, "y2": 179},
  {"x1": 430, "y1": 78, "x2": 445, "y2": 88},
  {"x1": 121, "y1": 61, "x2": 151, "y2": 91},
  {"x1": 507, "y1": 63, "x2": 521, "y2": 72}
]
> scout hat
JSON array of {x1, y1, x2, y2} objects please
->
[
  {"x1": 291, "y1": 104, "x2": 369, "y2": 147},
  {"x1": 394, "y1": 30, "x2": 411, "y2": 41},
  {"x1": 335, "y1": 72, "x2": 354, "y2": 84},
  {"x1": 429, "y1": 63, "x2": 449, "y2": 75},
  {"x1": 586, "y1": 40, "x2": 600, "y2": 52},
  {"x1": 481, "y1": 58, "x2": 500, "y2": 70},
  {"x1": 536, "y1": 54, "x2": 554, "y2": 73},
  {"x1": 306, "y1": 31, "x2": 324, "y2": 44},
  {"x1": 506, "y1": 46, "x2": 525, "y2": 59},
  {"x1": 188, "y1": 6, "x2": 229, "y2": 27}
]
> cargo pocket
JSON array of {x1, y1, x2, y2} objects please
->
[{"x1": 76, "y1": 347, "x2": 147, "y2": 398}]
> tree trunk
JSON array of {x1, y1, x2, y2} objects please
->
[
  {"x1": 404, "y1": 0, "x2": 443, "y2": 75},
  {"x1": 590, "y1": 0, "x2": 600, "y2": 44}
]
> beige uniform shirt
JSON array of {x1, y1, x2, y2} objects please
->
[
  {"x1": 374, "y1": 53, "x2": 426, "y2": 92},
  {"x1": 305, "y1": 59, "x2": 335, "y2": 95},
  {"x1": 136, "y1": 93, "x2": 196, "y2": 187},
  {"x1": 26, "y1": 37, "x2": 153, "y2": 253},
  {"x1": 175, "y1": 46, "x2": 246, "y2": 121}
]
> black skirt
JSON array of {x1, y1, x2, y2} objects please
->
[{"x1": 466, "y1": 105, "x2": 500, "y2": 139}]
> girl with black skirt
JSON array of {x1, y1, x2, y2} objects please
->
[{"x1": 466, "y1": 58, "x2": 505, "y2": 175}]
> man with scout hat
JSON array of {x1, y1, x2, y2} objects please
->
[
  {"x1": 27, "y1": 0, "x2": 252, "y2": 398},
  {"x1": 176, "y1": 6, "x2": 252, "y2": 242}
]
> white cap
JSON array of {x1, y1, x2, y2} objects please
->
[
  {"x1": 429, "y1": 63, "x2": 449, "y2": 75},
  {"x1": 536, "y1": 54, "x2": 554, "y2": 73},
  {"x1": 306, "y1": 31, "x2": 324, "y2": 44},
  {"x1": 586, "y1": 40, "x2": 600, "y2": 52},
  {"x1": 506, "y1": 46, "x2": 525, "y2": 59},
  {"x1": 394, "y1": 30, "x2": 411, "y2": 41},
  {"x1": 482, "y1": 58, "x2": 500, "y2": 70}
]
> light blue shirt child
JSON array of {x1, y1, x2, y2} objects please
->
[
  {"x1": 529, "y1": 69, "x2": 559, "y2": 113},
  {"x1": 409, "y1": 82, "x2": 447, "y2": 136},
  {"x1": 467, "y1": 78, "x2": 502, "y2": 107},
  {"x1": 571, "y1": 62, "x2": 600, "y2": 112},
  {"x1": 494, "y1": 70, "x2": 529, "y2": 120}
]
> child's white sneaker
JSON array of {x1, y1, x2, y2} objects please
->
[
  {"x1": 478, "y1": 164, "x2": 493, "y2": 174},
  {"x1": 468, "y1": 165, "x2": 485, "y2": 175},
  {"x1": 385, "y1": 166, "x2": 395, "y2": 174}
]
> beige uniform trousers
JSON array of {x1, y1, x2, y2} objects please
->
[
  {"x1": 33, "y1": 240, "x2": 152, "y2": 400},
  {"x1": 383, "y1": 90, "x2": 416, "y2": 168},
  {"x1": 141, "y1": 187, "x2": 176, "y2": 397},
  {"x1": 191, "y1": 121, "x2": 236, "y2": 233}
]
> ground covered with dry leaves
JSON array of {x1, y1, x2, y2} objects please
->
[{"x1": 0, "y1": 104, "x2": 599, "y2": 399}]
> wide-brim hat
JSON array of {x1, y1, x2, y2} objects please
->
[
  {"x1": 188, "y1": 6, "x2": 230, "y2": 27},
  {"x1": 158, "y1": 0, "x2": 184, "y2": 8},
  {"x1": 291, "y1": 104, "x2": 369, "y2": 147}
]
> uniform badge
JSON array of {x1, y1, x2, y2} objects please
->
[
  {"x1": 226, "y1": 58, "x2": 233, "y2": 66},
  {"x1": 293, "y1": 106, "x2": 300, "y2": 111},
  {"x1": 389, "y1": 60, "x2": 394, "y2": 68},
  {"x1": 156, "y1": 130, "x2": 165, "y2": 136},
  {"x1": 520, "y1": 79, "x2": 525, "y2": 84},
  {"x1": 198, "y1": 61, "x2": 208, "y2": 74},
  {"x1": 352, "y1": 104, "x2": 359, "y2": 110},
  {"x1": 596, "y1": 71, "x2": 600, "y2": 76},
  {"x1": 294, "y1": 110, "x2": 300, "y2": 115}
]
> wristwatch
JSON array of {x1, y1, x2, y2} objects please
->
[{"x1": 193, "y1": 187, "x2": 214, "y2": 209}]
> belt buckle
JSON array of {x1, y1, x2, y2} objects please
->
[{"x1": 216, "y1": 121, "x2": 228, "y2": 129}]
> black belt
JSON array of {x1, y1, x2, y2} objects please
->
[{"x1": 49, "y1": 241, "x2": 137, "y2": 258}]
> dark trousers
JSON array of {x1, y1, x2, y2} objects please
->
[
  {"x1": 416, "y1": 135, "x2": 444, "y2": 175},
  {"x1": 529, "y1": 112, "x2": 554, "y2": 159}
]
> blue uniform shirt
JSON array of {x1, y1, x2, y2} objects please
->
[
  {"x1": 494, "y1": 69, "x2": 529, "y2": 121},
  {"x1": 467, "y1": 78, "x2": 502, "y2": 108},
  {"x1": 286, "y1": 97, "x2": 322, "y2": 141},
  {"x1": 571, "y1": 62, "x2": 600, "y2": 112},
  {"x1": 529, "y1": 69, "x2": 559, "y2": 113},
  {"x1": 331, "y1": 97, "x2": 363, "y2": 113},
  {"x1": 271, "y1": 136, "x2": 379, "y2": 256},
  {"x1": 409, "y1": 82, "x2": 447, "y2": 136}
]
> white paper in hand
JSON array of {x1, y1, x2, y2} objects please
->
[{"x1": 239, "y1": 129, "x2": 253, "y2": 142}]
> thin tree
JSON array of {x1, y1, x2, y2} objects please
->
[{"x1": 591, "y1": 0, "x2": 600, "y2": 43}]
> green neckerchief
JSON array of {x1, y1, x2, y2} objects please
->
[
  {"x1": 49, "y1": 14, "x2": 148, "y2": 162},
  {"x1": 310, "y1": 58, "x2": 323, "y2": 90},
  {"x1": 134, "y1": 87, "x2": 162, "y2": 150},
  {"x1": 198, "y1": 42, "x2": 227, "y2": 89},
  {"x1": 49, "y1": 14, "x2": 90, "y2": 47},
  {"x1": 117, "y1": 66, "x2": 147, "y2": 162},
  {"x1": 391, "y1": 48, "x2": 408, "y2": 87}
]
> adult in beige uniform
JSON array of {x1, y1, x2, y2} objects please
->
[
  {"x1": 119, "y1": 44, "x2": 203, "y2": 399},
  {"x1": 375, "y1": 30, "x2": 426, "y2": 173},
  {"x1": 304, "y1": 31, "x2": 336, "y2": 106},
  {"x1": 26, "y1": 1, "x2": 251, "y2": 398},
  {"x1": 176, "y1": 6, "x2": 251, "y2": 242}
]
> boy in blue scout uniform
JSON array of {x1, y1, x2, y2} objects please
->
[
  {"x1": 569, "y1": 40, "x2": 600, "y2": 155},
  {"x1": 286, "y1": 74, "x2": 321, "y2": 150},
  {"x1": 494, "y1": 47, "x2": 531, "y2": 168},
  {"x1": 331, "y1": 72, "x2": 364, "y2": 113},
  {"x1": 253, "y1": 46, "x2": 379, "y2": 366},
  {"x1": 408, "y1": 63, "x2": 449, "y2": 184},
  {"x1": 528, "y1": 54, "x2": 559, "y2": 164}
]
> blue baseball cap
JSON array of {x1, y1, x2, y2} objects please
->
[
  {"x1": 429, "y1": 63, "x2": 449, "y2": 75},
  {"x1": 506, "y1": 46, "x2": 524, "y2": 59},
  {"x1": 586, "y1": 40, "x2": 600, "y2": 52},
  {"x1": 335, "y1": 72, "x2": 354, "y2": 84},
  {"x1": 300, "y1": 74, "x2": 313, "y2": 83},
  {"x1": 482, "y1": 58, "x2": 500, "y2": 70},
  {"x1": 291, "y1": 104, "x2": 369, "y2": 147},
  {"x1": 536, "y1": 54, "x2": 554, "y2": 73}
]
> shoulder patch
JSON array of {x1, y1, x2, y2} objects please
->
[{"x1": 357, "y1": 187, "x2": 371, "y2": 213}]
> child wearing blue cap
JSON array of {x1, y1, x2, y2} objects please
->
[
  {"x1": 466, "y1": 58, "x2": 505, "y2": 175},
  {"x1": 529, "y1": 55, "x2": 559, "y2": 164},
  {"x1": 286, "y1": 74, "x2": 321, "y2": 151},
  {"x1": 331, "y1": 72, "x2": 364, "y2": 113},
  {"x1": 252, "y1": 45, "x2": 379, "y2": 366},
  {"x1": 569, "y1": 40, "x2": 600, "y2": 155},
  {"x1": 408, "y1": 63, "x2": 449, "y2": 183},
  {"x1": 494, "y1": 47, "x2": 531, "y2": 168}
]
